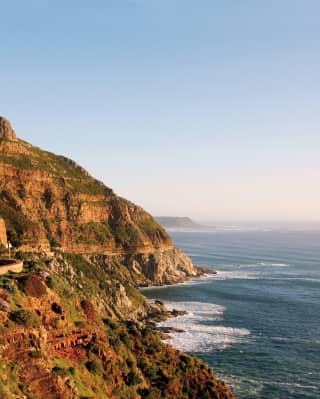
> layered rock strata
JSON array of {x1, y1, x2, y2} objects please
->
[{"x1": 0, "y1": 117, "x2": 203, "y2": 285}]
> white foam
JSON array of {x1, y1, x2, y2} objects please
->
[
  {"x1": 219, "y1": 374, "x2": 264, "y2": 397},
  {"x1": 269, "y1": 263, "x2": 289, "y2": 267},
  {"x1": 158, "y1": 301, "x2": 250, "y2": 352},
  {"x1": 222, "y1": 374, "x2": 319, "y2": 393},
  {"x1": 140, "y1": 275, "x2": 212, "y2": 291},
  {"x1": 141, "y1": 270, "x2": 257, "y2": 290},
  {"x1": 238, "y1": 262, "x2": 290, "y2": 268},
  {"x1": 211, "y1": 270, "x2": 256, "y2": 280},
  {"x1": 163, "y1": 301, "x2": 225, "y2": 317}
]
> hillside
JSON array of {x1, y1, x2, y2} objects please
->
[
  {"x1": 0, "y1": 117, "x2": 171, "y2": 255},
  {"x1": 0, "y1": 117, "x2": 234, "y2": 399},
  {"x1": 0, "y1": 117, "x2": 200, "y2": 285}
]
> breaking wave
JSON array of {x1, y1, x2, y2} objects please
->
[{"x1": 158, "y1": 301, "x2": 250, "y2": 352}]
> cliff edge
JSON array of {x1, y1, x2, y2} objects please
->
[{"x1": 0, "y1": 117, "x2": 201, "y2": 285}]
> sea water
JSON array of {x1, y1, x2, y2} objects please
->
[{"x1": 142, "y1": 229, "x2": 320, "y2": 399}]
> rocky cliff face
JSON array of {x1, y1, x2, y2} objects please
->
[
  {"x1": 0, "y1": 117, "x2": 203, "y2": 285},
  {"x1": 0, "y1": 135, "x2": 171, "y2": 254},
  {"x1": 0, "y1": 217, "x2": 7, "y2": 247},
  {"x1": 0, "y1": 116, "x2": 17, "y2": 141},
  {"x1": 0, "y1": 252, "x2": 235, "y2": 399},
  {"x1": 0, "y1": 117, "x2": 235, "y2": 399},
  {"x1": 124, "y1": 247, "x2": 201, "y2": 285}
]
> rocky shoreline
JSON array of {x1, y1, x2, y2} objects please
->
[
  {"x1": 143, "y1": 268, "x2": 218, "y2": 339},
  {"x1": 147, "y1": 300, "x2": 188, "y2": 339}
]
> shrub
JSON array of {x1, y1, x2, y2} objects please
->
[
  {"x1": 46, "y1": 277, "x2": 54, "y2": 289},
  {"x1": 78, "y1": 222, "x2": 112, "y2": 244},
  {"x1": 19, "y1": 275, "x2": 47, "y2": 298},
  {"x1": 9, "y1": 309, "x2": 37, "y2": 327},
  {"x1": 80, "y1": 299, "x2": 96, "y2": 321},
  {"x1": 120, "y1": 332, "x2": 131, "y2": 348},
  {"x1": 52, "y1": 366, "x2": 66, "y2": 376},
  {"x1": 138, "y1": 387, "x2": 162, "y2": 399},
  {"x1": 85, "y1": 360, "x2": 103, "y2": 375},
  {"x1": 102, "y1": 318, "x2": 117, "y2": 329},
  {"x1": 75, "y1": 321, "x2": 86, "y2": 328},
  {"x1": 127, "y1": 371, "x2": 142, "y2": 386},
  {"x1": 29, "y1": 350, "x2": 42, "y2": 358}
]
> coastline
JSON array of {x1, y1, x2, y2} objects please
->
[
  {"x1": 144, "y1": 229, "x2": 320, "y2": 399},
  {"x1": 140, "y1": 267, "x2": 217, "y2": 291},
  {"x1": 141, "y1": 270, "x2": 219, "y2": 338}
]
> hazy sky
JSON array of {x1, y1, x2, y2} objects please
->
[{"x1": 1, "y1": 1, "x2": 320, "y2": 222}]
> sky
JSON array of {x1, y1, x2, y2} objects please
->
[{"x1": 1, "y1": 1, "x2": 320, "y2": 222}]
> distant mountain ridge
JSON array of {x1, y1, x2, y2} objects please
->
[{"x1": 155, "y1": 216, "x2": 213, "y2": 230}]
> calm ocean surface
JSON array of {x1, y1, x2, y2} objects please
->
[{"x1": 142, "y1": 229, "x2": 320, "y2": 399}]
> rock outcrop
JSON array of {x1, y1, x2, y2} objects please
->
[
  {"x1": 0, "y1": 217, "x2": 7, "y2": 247},
  {"x1": 125, "y1": 247, "x2": 201, "y2": 285},
  {"x1": 0, "y1": 116, "x2": 16, "y2": 141}
]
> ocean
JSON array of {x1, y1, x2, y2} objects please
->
[{"x1": 142, "y1": 229, "x2": 320, "y2": 399}]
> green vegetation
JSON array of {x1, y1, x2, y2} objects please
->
[
  {"x1": 64, "y1": 253, "x2": 102, "y2": 282},
  {"x1": 29, "y1": 350, "x2": 42, "y2": 358},
  {"x1": 85, "y1": 360, "x2": 104, "y2": 375},
  {"x1": 0, "y1": 201, "x2": 35, "y2": 246},
  {"x1": 1, "y1": 134, "x2": 168, "y2": 253},
  {"x1": 0, "y1": 144, "x2": 114, "y2": 196},
  {"x1": 0, "y1": 153, "x2": 33, "y2": 170},
  {"x1": 138, "y1": 218, "x2": 162, "y2": 235},
  {"x1": 0, "y1": 360, "x2": 23, "y2": 399},
  {"x1": 9, "y1": 309, "x2": 38, "y2": 327},
  {"x1": 78, "y1": 222, "x2": 113, "y2": 244},
  {"x1": 109, "y1": 220, "x2": 139, "y2": 245},
  {"x1": 0, "y1": 252, "x2": 232, "y2": 399}
]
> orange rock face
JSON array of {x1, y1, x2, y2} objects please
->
[
  {"x1": 0, "y1": 217, "x2": 7, "y2": 247},
  {"x1": 0, "y1": 116, "x2": 16, "y2": 141},
  {"x1": 0, "y1": 119, "x2": 172, "y2": 255}
]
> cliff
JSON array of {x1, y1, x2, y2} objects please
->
[
  {"x1": 0, "y1": 251, "x2": 235, "y2": 399},
  {"x1": 0, "y1": 117, "x2": 235, "y2": 399},
  {"x1": 0, "y1": 122, "x2": 170, "y2": 255},
  {"x1": 0, "y1": 117, "x2": 201, "y2": 285}
]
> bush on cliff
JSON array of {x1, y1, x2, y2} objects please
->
[
  {"x1": 85, "y1": 360, "x2": 104, "y2": 376},
  {"x1": 80, "y1": 299, "x2": 96, "y2": 321},
  {"x1": 18, "y1": 275, "x2": 47, "y2": 298},
  {"x1": 9, "y1": 309, "x2": 38, "y2": 327}
]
